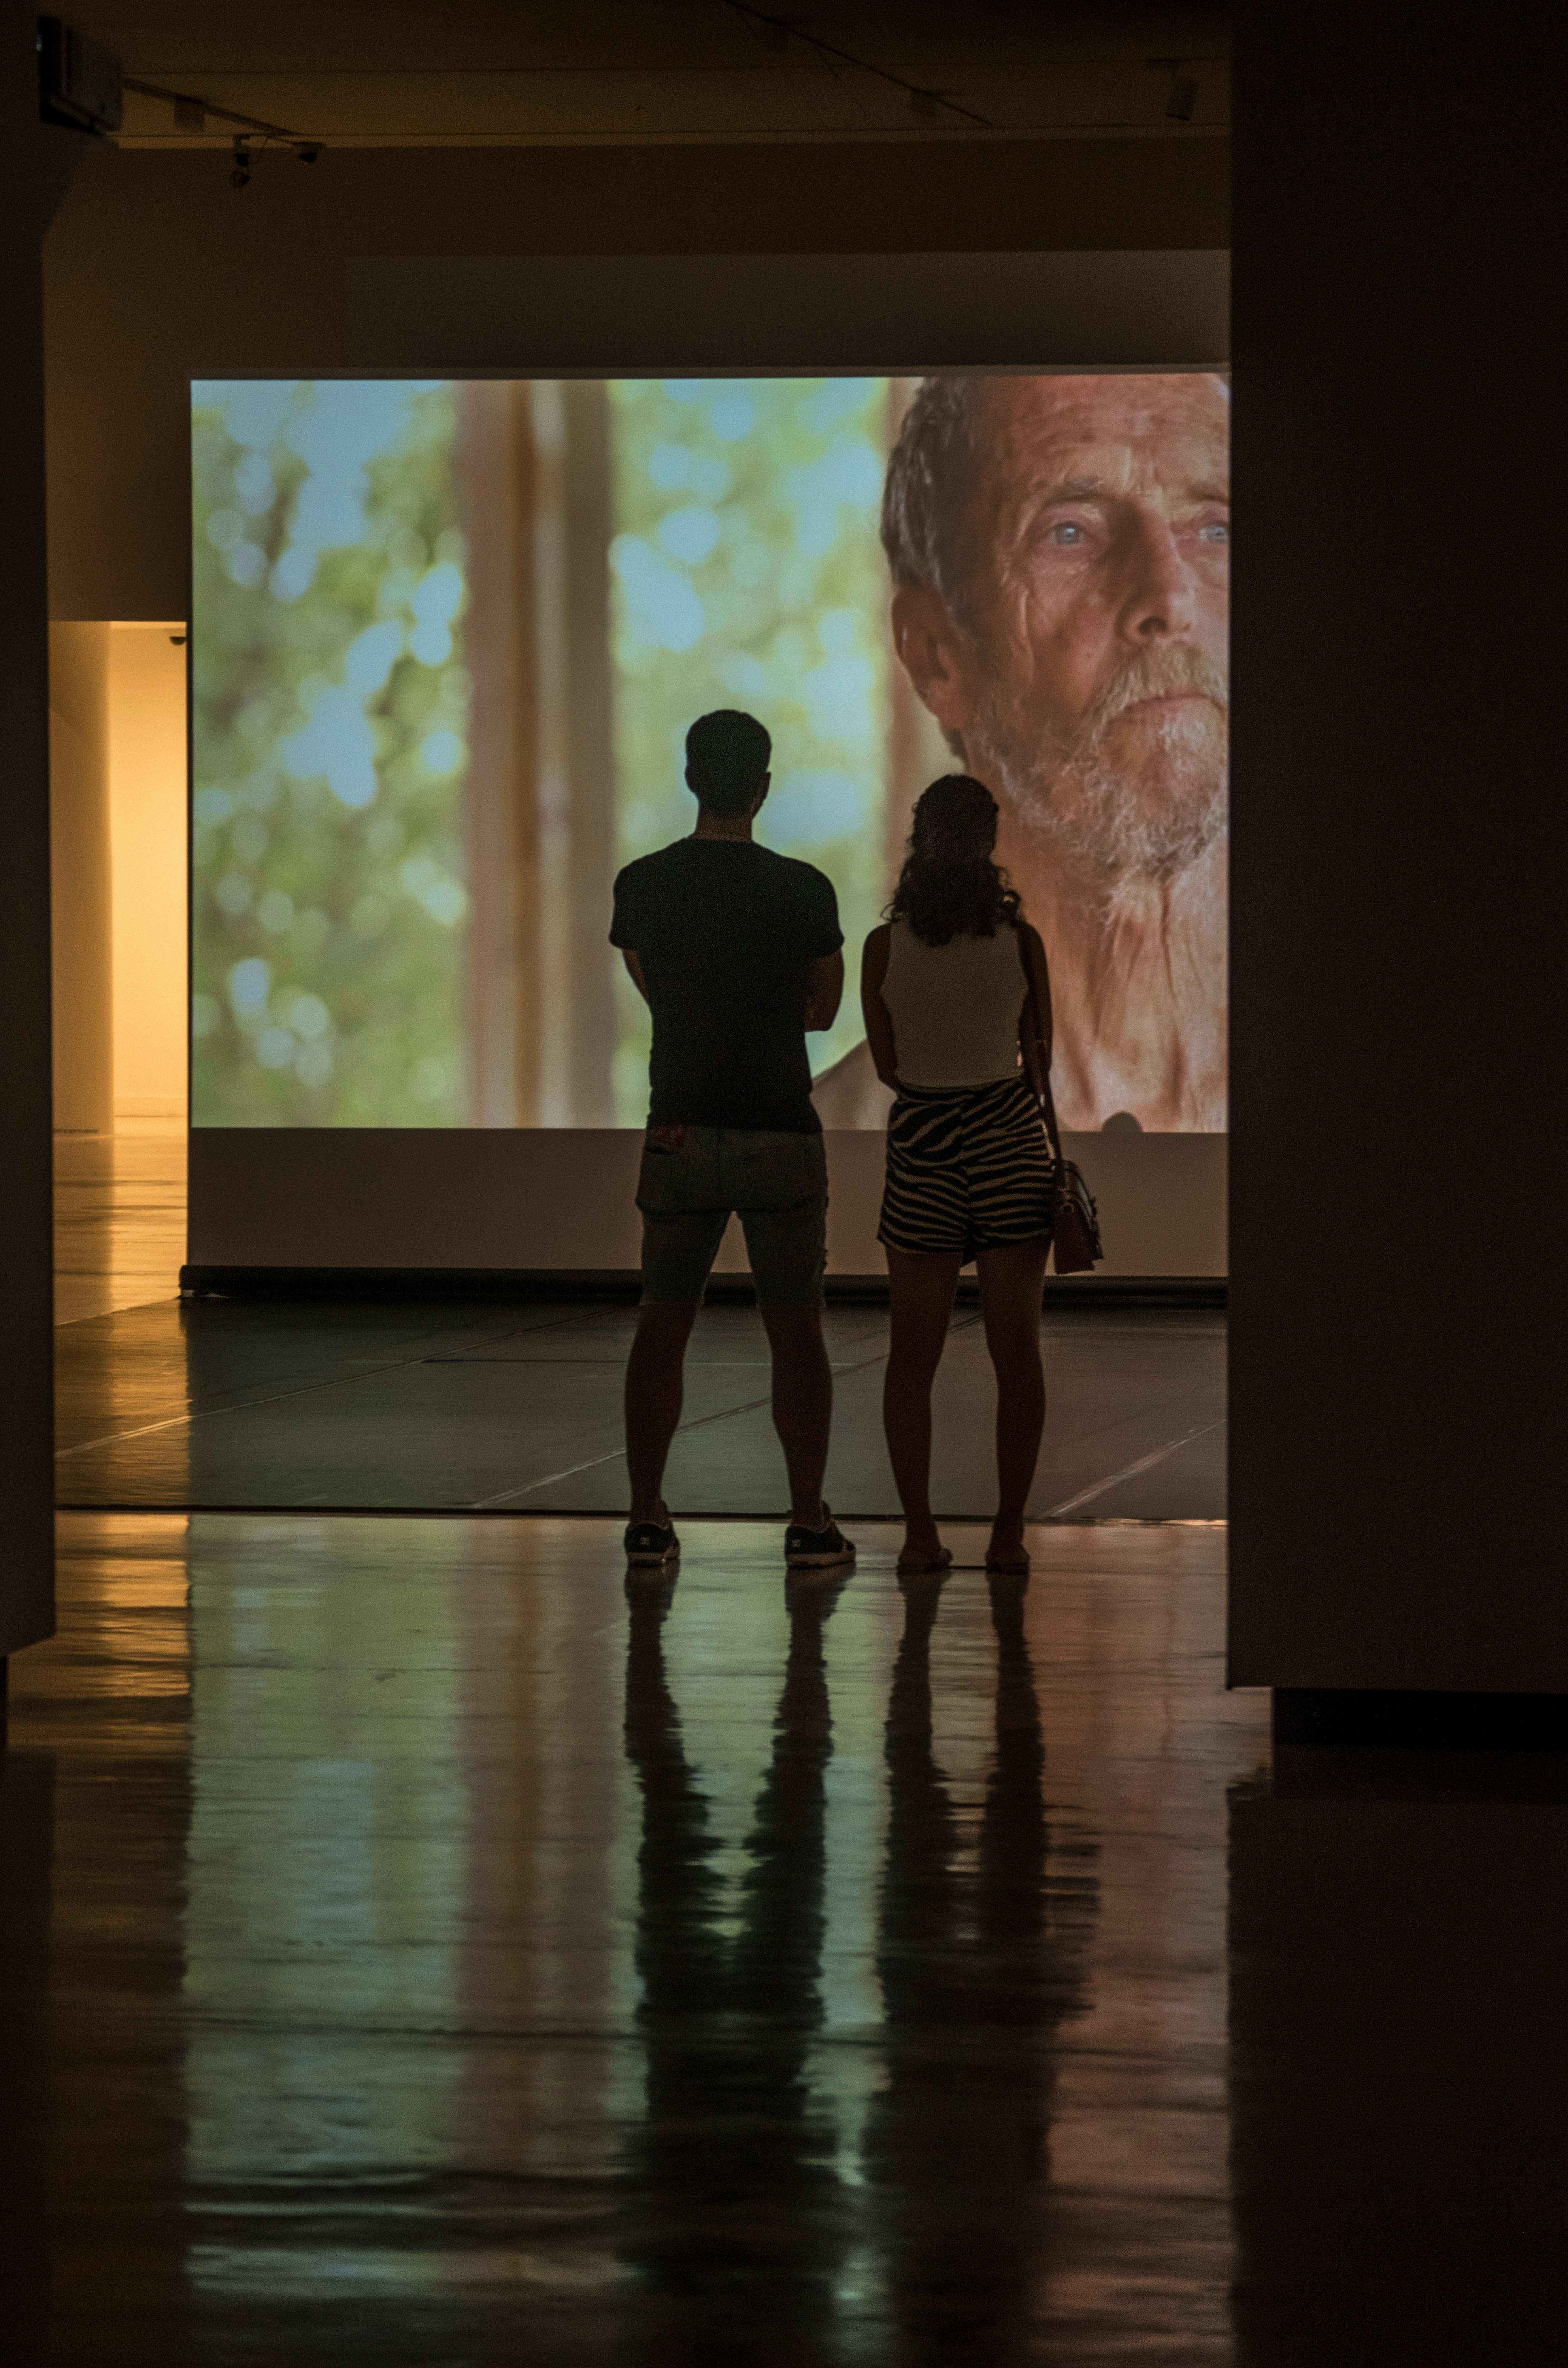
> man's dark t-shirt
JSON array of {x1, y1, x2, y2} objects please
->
[{"x1": 610, "y1": 839, "x2": 842, "y2": 1133}]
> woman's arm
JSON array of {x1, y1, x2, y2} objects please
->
[
  {"x1": 1017, "y1": 923, "x2": 1054, "y2": 1103},
  {"x1": 860, "y1": 925, "x2": 900, "y2": 1088}
]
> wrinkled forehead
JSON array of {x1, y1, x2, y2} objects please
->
[{"x1": 974, "y1": 371, "x2": 1230, "y2": 497}]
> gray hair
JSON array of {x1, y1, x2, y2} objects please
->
[{"x1": 879, "y1": 375, "x2": 992, "y2": 623}]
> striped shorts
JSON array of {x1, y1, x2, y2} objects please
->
[{"x1": 878, "y1": 1074, "x2": 1057, "y2": 1263}]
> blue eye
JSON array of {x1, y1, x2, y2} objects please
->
[
  {"x1": 1049, "y1": 522, "x2": 1085, "y2": 545},
  {"x1": 1199, "y1": 521, "x2": 1229, "y2": 542}
]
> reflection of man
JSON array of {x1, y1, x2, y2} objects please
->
[
  {"x1": 619, "y1": 1572, "x2": 851, "y2": 2351},
  {"x1": 815, "y1": 373, "x2": 1228, "y2": 1132}
]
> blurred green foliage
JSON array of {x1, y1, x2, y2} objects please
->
[
  {"x1": 190, "y1": 379, "x2": 471, "y2": 1126},
  {"x1": 193, "y1": 375, "x2": 897, "y2": 1132},
  {"x1": 608, "y1": 378, "x2": 892, "y2": 1123}
]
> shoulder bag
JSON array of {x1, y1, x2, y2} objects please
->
[
  {"x1": 1018, "y1": 934, "x2": 1104, "y2": 1274},
  {"x1": 1037, "y1": 1068, "x2": 1105, "y2": 1275}
]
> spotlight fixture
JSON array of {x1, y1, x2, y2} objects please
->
[
  {"x1": 1165, "y1": 67, "x2": 1199, "y2": 121},
  {"x1": 230, "y1": 134, "x2": 250, "y2": 190}
]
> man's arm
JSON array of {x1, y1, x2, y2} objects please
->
[
  {"x1": 622, "y1": 948, "x2": 649, "y2": 1003},
  {"x1": 803, "y1": 951, "x2": 844, "y2": 1032},
  {"x1": 859, "y1": 926, "x2": 899, "y2": 1087}
]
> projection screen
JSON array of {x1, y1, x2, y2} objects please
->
[{"x1": 190, "y1": 371, "x2": 1229, "y2": 1157}]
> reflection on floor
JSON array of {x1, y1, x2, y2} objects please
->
[
  {"x1": 9, "y1": 1513, "x2": 1248, "y2": 2364},
  {"x1": 56, "y1": 1298, "x2": 1225, "y2": 1519},
  {"x1": 10, "y1": 1515, "x2": 1566, "y2": 2365},
  {"x1": 52, "y1": 1124, "x2": 185, "y2": 1327}
]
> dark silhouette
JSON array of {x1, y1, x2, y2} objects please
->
[{"x1": 617, "y1": 1570, "x2": 1098, "y2": 2360}]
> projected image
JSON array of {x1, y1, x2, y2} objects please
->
[{"x1": 191, "y1": 373, "x2": 1228, "y2": 1131}]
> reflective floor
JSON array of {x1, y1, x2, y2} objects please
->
[
  {"x1": 9, "y1": 1514, "x2": 1566, "y2": 2365},
  {"x1": 56, "y1": 1298, "x2": 1225, "y2": 1519},
  {"x1": 52, "y1": 1122, "x2": 185, "y2": 1327}
]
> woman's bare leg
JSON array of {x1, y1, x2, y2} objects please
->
[
  {"x1": 974, "y1": 1238, "x2": 1051, "y2": 1568},
  {"x1": 882, "y1": 1248, "x2": 963, "y2": 1569}
]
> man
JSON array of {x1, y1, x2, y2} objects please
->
[
  {"x1": 611, "y1": 708, "x2": 855, "y2": 1571},
  {"x1": 815, "y1": 371, "x2": 1229, "y2": 1133}
]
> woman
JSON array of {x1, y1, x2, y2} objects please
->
[{"x1": 861, "y1": 775, "x2": 1057, "y2": 1575}]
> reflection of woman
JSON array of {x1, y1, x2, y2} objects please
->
[{"x1": 860, "y1": 776, "x2": 1059, "y2": 1574}]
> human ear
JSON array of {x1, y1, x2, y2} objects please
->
[
  {"x1": 750, "y1": 771, "x2": 771, "y2": 816},
  {"x1": 891, "y1": 585, "x2": 980, "y2": 733}
]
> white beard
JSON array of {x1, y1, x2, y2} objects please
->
[{"x1": 968, "y1": 650, "x2": 1230, "y2": 888}]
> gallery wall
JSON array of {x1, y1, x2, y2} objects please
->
[
  {"x1": 1228, "y1": 12, "x2": 1565, "y2": 1691},
  {"x1": 48, "y1": 621, "x2": 113, "y2": 1135},
  {"x1": 109, "y1": 623, "x2": 189, "y2": 1118},
  {"x1": 45, "y1": 143, "x2": 1231, "y2": 1285},
  {"x1": 43, "y1": 138, "x2": 1228, "y2": 622}
]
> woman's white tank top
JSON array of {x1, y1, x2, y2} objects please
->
[{"x1": 881, "y1": 917, "x2": 1028, "y2": 1089}]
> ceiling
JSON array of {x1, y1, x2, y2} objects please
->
[{"x1": 69, "y1": 2, "x2": 1231, "y2": 148}]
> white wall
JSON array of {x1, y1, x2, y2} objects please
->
[
  {"x1": 187, "y1": 1125, "x2": 1225, "y2": 1279},
  {"x1": 349, "y1": 250, "x2": 1230, "y2": 373},
  {"x1": 49, "y1": 620, "x2": 113, "y2": 1134},
  {"x1": 108, "y1": 622, "x2": 187, "y2": 1117}
]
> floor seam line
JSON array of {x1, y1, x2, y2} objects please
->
[
  {"x1": 1042, "y1": 1419, "x2": 1225, "y2": 1516},
  {"x1": 54, "y1": 1354, "x2": 454, "y2": 1460},
  {"x1": 471, "y1": 1344, "x2": 895, "y2": 1509}
]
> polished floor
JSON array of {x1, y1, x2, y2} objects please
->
[
  {"x1": 56, "y1": 1295, "x2": 1225, "y2": 1518},
  {"x1": 53, "y1": 1121, "x2": 186, "y2": 1327},
  {"x1": 25, "y1": 1136, "x2": 1567, "y2": 2363},
  {"x1": 9, "y1": 1515, "x2": 1568, "y2": 2366}
]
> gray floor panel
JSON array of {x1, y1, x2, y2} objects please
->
[{"x1": 56, "y1": 1297, "x2": 1226, "y2": 1520}]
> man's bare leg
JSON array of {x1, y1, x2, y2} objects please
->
[
  {"x1": 759, "y1": 1306, "x2": 834, "y2": 1529},
  {"x1": 625, "y1": 1302, "x2": 700, "y2": 1524}
]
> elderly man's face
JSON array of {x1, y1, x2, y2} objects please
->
[{"x1": 895, "y1": 373, "x2": 1230, "y2": 881}]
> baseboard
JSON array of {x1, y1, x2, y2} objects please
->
[
  {"x1": 179, "y1": 1264, "x2": 1226, "y2": 1308},
  {"x1": 1274, "y1": 1688, "x2": 1568, "y2": 1749}
]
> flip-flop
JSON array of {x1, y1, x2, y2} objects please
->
[{"x1": 896, "y1": 1547, "x2": 954, "y2": 1575}]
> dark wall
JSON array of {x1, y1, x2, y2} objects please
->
[
  {"x1": 1228, "y1": 21, "x2": 1566, "y2": 1686},
  {"x1": 0, "y1": 0, "x2": 82, "y2": 1661},
  {"x1": 43, "y1": 136, "x2": 1229, "y2": 620},
  {"x1": 1229, "y1": 1766, "x2": 1568, "y2": 2358}
]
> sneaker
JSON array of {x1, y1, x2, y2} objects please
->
[
  {"x1": 623, "y1": 1517, "x2": 679, "y2": 1567},
  {"x1": 784, "y1": 1507, "x2": 856, "y2": 1571}
]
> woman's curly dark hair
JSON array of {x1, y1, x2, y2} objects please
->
[{"x1": 887, "y1": 774, "x2": 1022, "y2": 946}]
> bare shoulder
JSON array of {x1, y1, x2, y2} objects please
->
[{"x1": 862, "y1": 921, "x2": 892, "y2": 969}]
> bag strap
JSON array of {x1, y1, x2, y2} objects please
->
[
  {"x1": 1037, "y1": 1062, "x2": 1068, "y2": 1173},
  {"x1": 1017, "y1": 927, "x2": 1067, "y2": 1171}
]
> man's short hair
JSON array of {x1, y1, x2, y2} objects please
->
[
  {"x1": 881, "y1": 375, "x2": 989, "y2": 626},
  {"x1": 685, "y1": 709, "x2": 772, "y2": 818}
]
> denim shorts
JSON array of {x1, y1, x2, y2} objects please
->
[{"x1": 636, "y1": 1125, "x2": 828, "y2": 1308}]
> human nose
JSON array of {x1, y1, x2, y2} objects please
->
[{"x1": 1115, "y1": 511, "x2": 1197, "y2": 644}]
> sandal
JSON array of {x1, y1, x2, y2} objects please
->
[{"x1": 897, "y1": 1545, "x2": 953, "y2": 1575}]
